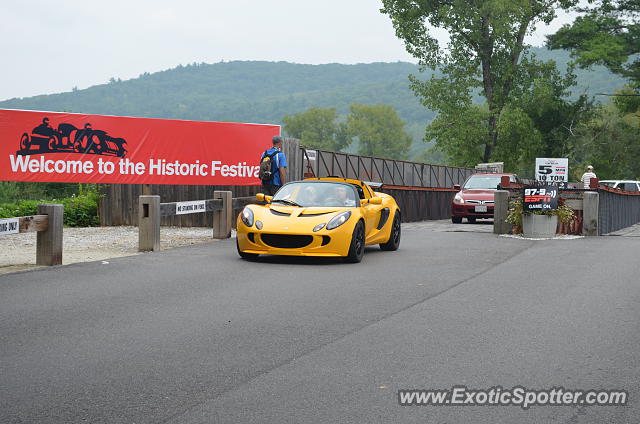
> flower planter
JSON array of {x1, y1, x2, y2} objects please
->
[{"x1": 522, "y1": 214, "x2": 558, "y2": 238}]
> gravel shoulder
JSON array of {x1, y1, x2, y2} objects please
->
[{"x1": 0, "y1": 226, "x2": 219, "y2": 275}]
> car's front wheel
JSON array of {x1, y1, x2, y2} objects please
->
[
  {"x1": 346, "y1": 220, "x2": 365, "y2": 263},
  {"x1": 380, "y1": 212, "x2": 401, "y2": 251},
  {"x1": 236, "y1": 238, "x2": 258, "y2": 260},
  {"x1": 451, "y1": 216, "x2": 462, "y2": 224}
]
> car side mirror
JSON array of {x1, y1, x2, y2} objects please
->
[
  {"x1": 256, "y1": 193, "x2": 272, "y2": 203},
  {"x1": 369, "y1": 197, "x2": 383, "y2": 205},
  {"x1": 454, "y1": 184, "x2": 461, "y2": 190}
]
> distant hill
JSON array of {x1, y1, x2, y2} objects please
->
[{"x1": 0, "y1": 48, "x2": 628, "y2": 161}]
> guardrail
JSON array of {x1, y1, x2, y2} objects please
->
[
  {"x1": 598, "y1": 185, "x2": 640, "y2": 235},
  {"x1": 0, "y1": 204, "x2": 63, "y2": 265},
  {"x1": 138, "y1": 192, "x2": 256, "y2": 251}
]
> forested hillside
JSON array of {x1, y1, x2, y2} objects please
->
[{"x1": 0, "y1": 48, "x2": 627, "y2": 161}]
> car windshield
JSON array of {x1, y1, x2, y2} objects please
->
[
  {"x1": 272, "y1": 182, "x2": 358, "y2": 207},
  {"x1": 600, "y1": 181, "x2": 616, "y2": 187},
  {"x1": 463, "y1": 175, "x2": 502, "y2": 189}
]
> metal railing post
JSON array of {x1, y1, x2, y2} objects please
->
[
  {"x1": 36, "y1": 204, "x2": 63, "y2": 266},
  {"x1": 138, "y1": 195, "x2": 160, "y2": 251}
]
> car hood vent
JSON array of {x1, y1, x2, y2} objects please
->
[
  {"x1": 269, "y1": 209, "x2": 291, "y2": 216},
  {"x1": 299, "y1": 212, "x2": 331, "y2": 217}
]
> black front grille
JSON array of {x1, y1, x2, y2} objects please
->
[{"x1": 260, "y1": 234, "x2": 313, "y2": 249}]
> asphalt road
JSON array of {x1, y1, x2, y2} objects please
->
[{"x1": 1, "y1": 222, "x2": 638, "y2": 423}]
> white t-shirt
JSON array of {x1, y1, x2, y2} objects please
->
[{"x1": 581, "y1": 172, "x2": 597, "y2": 188}]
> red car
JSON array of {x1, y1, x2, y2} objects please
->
[{"x1": 451, "y1": 173, "x2": 520, "y2": 223}]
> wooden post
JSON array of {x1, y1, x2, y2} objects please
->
[
  {"x1": 283, "y1": 137, "x2": 301, "y2": 182},
  {"x1": 493, "y1": 190, "x2": 511, "y2": 234},
  {"x1": 213, "y1": 190, "x2": 232, "y2": 239},
  {"x1": 139, "y1": 195, "x2": 160, "y2": 251},
  {"x1": 583, "y1": 191, "x2": 599, "y2": 236},
  {"x1": 36, "y1": 204, "x2": 63, "y2": 266}
]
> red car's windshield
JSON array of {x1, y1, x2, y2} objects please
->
[{"x1": 463, "y1": 175, "x2": 502, "y2": 190}]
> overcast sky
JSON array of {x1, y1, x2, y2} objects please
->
[{"x1": 0, "y1": 0, "x2": 577, "y2": 101}]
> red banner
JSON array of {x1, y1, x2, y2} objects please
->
[{"x1": 0, "y1": 109, "x2": 280, "y2": 185}]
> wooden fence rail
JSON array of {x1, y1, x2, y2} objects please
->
[
  {"x1": 138, "y1": 192, "x2": 258, "y2": 252},
  {"x1": 0, "y1": 204, "x2": 64, "y2": 265}
]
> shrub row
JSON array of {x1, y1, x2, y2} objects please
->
[{"x1": 0, "y1": 190, "x2": 100, "y2": 227}]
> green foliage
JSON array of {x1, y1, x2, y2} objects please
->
[
  {"x1": 345, "y1": 103, "x2": 413, "y2": 159},
  {"x1": 0, "y1": 199, "x2": 41, "y2": 220},
  {"x1": 0, "y1": 57, "x2": 628, "y2": 165},
  {"x1": 547, "y1": 0, "x2": 640, "y2": 84},
  {"x1": 381, "y1": 0, "x2": 579, "y2": 164},
  {"x1": 0, "y1": 185, "x2": 101, "y2": 227},
  {"x1": 569, "y1": 99, "x2": 640, "y2": 180},
  {"x1": 283, "y1": 107, "x2": 349, "y2": 151},
  {"x1": 61, "y1": 189, "x2": 101, "y2": 227}
]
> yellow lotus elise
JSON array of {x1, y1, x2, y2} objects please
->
[{"x1": 236, "y1": 178, "x2": 401, "y2": 263}]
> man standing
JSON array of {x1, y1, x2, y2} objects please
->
[
  {"x1": 581, "y1": 165, "x2": 597, "y2": 188},
  {"x1": 259, "y1": 136, "x2": 287, "y2": 195}
]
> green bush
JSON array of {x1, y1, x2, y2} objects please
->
[
  {"x1": 61, "y1": 190, "x2": 101, "y2": 227},
  {"x1": 0, "y1": 199, "x2": 40, "y2": 219},
  {"x1": 0, "y1": 189, "x2": 101, "y2": 227}
]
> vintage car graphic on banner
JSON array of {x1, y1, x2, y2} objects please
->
[{"x1": 0, "y1": 109, "x2": 280, "y2": 185}]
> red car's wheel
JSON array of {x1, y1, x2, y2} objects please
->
[{"x1": 451, "y1": 216, "x2": 462, "y2": 224}]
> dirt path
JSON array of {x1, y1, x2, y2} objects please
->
[{"x1": 0, "y1": 226, "x2": 222, "y2": 275}]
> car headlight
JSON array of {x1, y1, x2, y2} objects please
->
[
  {"x1": 313, "y1": 223, "x2": 325, "y2": 232},
  {"x1": 241, "y1": 207, "x2": 254, "y2": 227},
  {"x1": 454, "y1": 194, "x2": 464, "y2": 204},
  {"x1": 326, "y1": 211, "x2": 351, "y2": 230}
]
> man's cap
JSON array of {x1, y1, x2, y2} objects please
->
[
  {"x1": 272, "y1": 136, "x2": 283, "y2": 144},
  {"x1": 587, "y1": 165, "x2": 594, "y2": 170}
]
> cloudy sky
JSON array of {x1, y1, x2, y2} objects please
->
[{"x1": 0, "y1": 0, "x2": 576, "y2": 101}]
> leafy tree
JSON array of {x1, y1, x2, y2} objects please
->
[
  {"x1": 381, "y1": 0, "x2": 577, "y2": 164},
  {"x1": 282, "y1": 107, "x2": 349, "y2": 151},
  {"x1": 345, "y1": 103, "x2": 413, "y2": 159},
  {"x1": 547, "y1": 0, "x2": 640, "y2": 84},
  {"x1": 569, "y1": 102, "x2": 640, "y2": 179}
]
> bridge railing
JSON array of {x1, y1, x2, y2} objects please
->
[
  {"x1": 0, "y1": 204, "x2": 63, "y2": 265},
  {"x1": 597, "y1": 185, "x2": 640, "y2": 235},
  {"x1": 301, "y1": 147, "x2": 474, "y2": 188}
]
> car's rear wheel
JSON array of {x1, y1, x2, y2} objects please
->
[
  {"x1": 380, "y1": 211, "x2": 401, "y2": 251},
  {"x1": 236, "y1": 238, "x2": 258, "y2": 260},
  {"x1": 451, "y1": 216, "x2": 462, "y2": 224},
  {"x1": 346, "y1": 220, "x2": 365, "y2": 263}
]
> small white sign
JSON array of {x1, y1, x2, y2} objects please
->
[
  {"x1": 306, "y1": 150, "x2": 317, "y2": 161},
  {"x1": 0, "y1": 217, "x2": 19, "y2": 235},
  {"x1": 175, "y1": 200, "x2": 207, "y2": 215},
  {"x1": 535, "y1": 158, "x2": 569, "y2": 183}
]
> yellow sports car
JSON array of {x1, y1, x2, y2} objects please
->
[{"x1": 236, "y1": 178, "x2": 401, "y2": 263}]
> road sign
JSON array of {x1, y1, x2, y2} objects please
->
[{"x1": 535, "y1": 158, "x2": 569, "y2": 183}]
